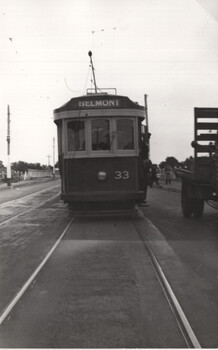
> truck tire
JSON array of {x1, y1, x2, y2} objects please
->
[
  {"x1": 181, "y1": 179, "x2": 193, "y2": 218},
  {"x1": 192, "y1": 198, "x2": 204, "y2": 218}
]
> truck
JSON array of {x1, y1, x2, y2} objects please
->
[{"x1": 178, "y1": 108, "x2": 218, "y2": 218}]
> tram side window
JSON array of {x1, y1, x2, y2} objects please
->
[
  {"x1": 91, "y1": 119, "x2": 110, "y2": 151},
  {"x1": 116, "y1": 119, "x2": 134, "y2": 150},
  {"x1": 67, "y1": 120, "x2": 85, "y2": 152}
]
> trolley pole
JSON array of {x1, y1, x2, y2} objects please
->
[
  {"x1": 6, "y1": 105, "x2": 11, "y2": 187},
  {"x1": 52, "y1": 137, "x2": 55, "y2": 178},
  {"x1": 88, "y1": 51, "x2": 97, "y2": 93}
]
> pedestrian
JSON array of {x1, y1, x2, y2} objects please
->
[
  {"x1": 142, "y1": 158, "x2": 152, "y2": 204},
  {"x1": 165, "y1": 164, "x2": 172, "y2": 185},
  {"x1": 139, "y1": 132, "x2": 152, "y2": 205},
  {"x1": 150, "y1": 165, "x2": 160, "y2": 187}
]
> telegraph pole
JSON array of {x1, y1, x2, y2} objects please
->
[
  {"x1": 6, "y1": 105, "x2": 11, "y2": 187},
  {"x1": 144, "y1": 94, "x2": 149, "y2": 133},
  {"x1": 52, "y1": 137, "x2": 55, "y2": 178},
  {"x1": 144, "y1": 94, "x2": 151, "y2": 159},
  {"x1": 47, "y1": 154, "x2": 51, "y2": 167}
]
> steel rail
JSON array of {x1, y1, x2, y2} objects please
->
[
  {"x1": 132, "y1": 220, "x2": 201, "y2": 349},
  {"x1": 0, "y1": 183, "x2": 60, "y2": 208},
  {"x1": 0, "y1": 217, "x2": 74, "y2": 326},
  {"x1": 0, "y1": 190, "x2": 61, "y2": 227}
]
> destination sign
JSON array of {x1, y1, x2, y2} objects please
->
[
  {"x1": 78, "y1": 99, "x2": 120, "y2": 108},
  {"x1": 54, "y1": 95, "x2": 145, "y2": 114}
]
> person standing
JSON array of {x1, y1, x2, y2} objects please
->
[
  {"x1": 165, "y1": 164, "x2": 172, "y2": 185},
  {"x1": 143, "y1": 158, "x2": 152, "y2": 202},
  {"x1": 150, "y1": 165, "x2": 160, "y2": 187},
  {"x1": 139, "y1": 133, "x2": 152, "y2": 205}
]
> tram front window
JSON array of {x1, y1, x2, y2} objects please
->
[
  {"x1": 91, "y1": 119, "x2": 110, "y2": 151},
  {"x1": 67, "y1": 120, "x2": 85, "y2": 151},
  {"x1": 116, "y1": 119, "x2": 134, "y2": 150}
]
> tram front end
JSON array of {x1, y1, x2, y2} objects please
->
[{"x1": 54, "y1": 93, "x2": 149, "y2": 212}]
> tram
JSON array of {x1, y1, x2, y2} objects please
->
[{"x1": 54, "y1": 52, "x2": 150, "y2": 212}]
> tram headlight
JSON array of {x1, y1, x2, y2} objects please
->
[{"x1": 97, "y1": 171, "x2": 107, "y2": 181}]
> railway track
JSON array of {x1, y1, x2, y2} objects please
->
[
  {"x1": 132, "y1": 214, "x2": 200, "y2": 348},
  {"x1": 0, "y1": 184, "x2": 61, "y2": 226},
  {"x1": 0, "y1": 207, "x2": 201, "y2": 348},
  {"x1": 0, "y1": 217, "x2": 74, "y2": 327}
]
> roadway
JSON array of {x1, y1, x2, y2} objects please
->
[
  {"x1": 145, "y1": 182, "x2": 218, "y2": 347},
  {"x1": 0, "y1": 178, "x2": 217, "y2": 347},
  {"x1": 0, "y1": 177, "x2": 60, "y2": 204}
]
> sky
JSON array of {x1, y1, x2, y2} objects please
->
[{"x1": 0, "y1": 0, "x2": 218, "y2": 166}]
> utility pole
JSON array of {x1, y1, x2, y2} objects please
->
[
  {"x1": 6, "y1": 105, "x2": 11, "y2": 187},
  {"x1": 47, "y1": 154, "x2": 51, "y2": 167},
  {"x1": 52, "y1": 137, "x2": 55, "y2": 178},
  {"x1": 144, "y1": 94, "x2": 151, "y2": 159},
  {"x1": 144, "y1": 94, "x2": 149, "y2": 133}
]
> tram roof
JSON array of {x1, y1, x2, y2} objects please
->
[{"x1": 54, "y1": 94, "x2": 145, "y2": 114}]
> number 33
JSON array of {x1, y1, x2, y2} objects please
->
[{"x1": 114, "y1": 171, "x2": 130, "y2": 179}]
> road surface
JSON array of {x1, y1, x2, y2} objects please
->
[{"x1": 0, "y1": 179, "x2": 217, "y2": 347}]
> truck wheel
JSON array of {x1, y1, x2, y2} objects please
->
[
  {"x1": 192, "y1": 198, "x2": 204, "y2": 218},
  {"x1": 181, "y1": 180, "x2": 193, "y2": 218}
]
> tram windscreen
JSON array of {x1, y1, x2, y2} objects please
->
[
  {"x1": 116, "y1": 119, "x2": 134, "y2": 150},
  {"x1": 67, "y1": 120, "x2": 85, "y2": 151},
  {"x1": 91, "y1": 119, "x2": 110, "y2": 151}
]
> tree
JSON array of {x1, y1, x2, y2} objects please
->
[
  {"x1": 165, "y1": 156, "x2": 179, "y2": 168},
  {"x1": 11, "y1": 161, "x2": 46, "y2": 172},
  {"x1": 28, "y1": 163, "x2": 42, "y2": 170},
  {"x1": 12, "y1": 161, "x2": 29, "y2": 173},
  {"x1": 159, "y1": 161, "x2": 166, "y2": 170},
  {"x1": 0, "y1": 160, "x2": 5, "y2": 169}
]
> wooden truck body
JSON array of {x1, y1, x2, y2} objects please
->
[{"x1": 179, "y1": 108, "x2": 218, "y2": 218}]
